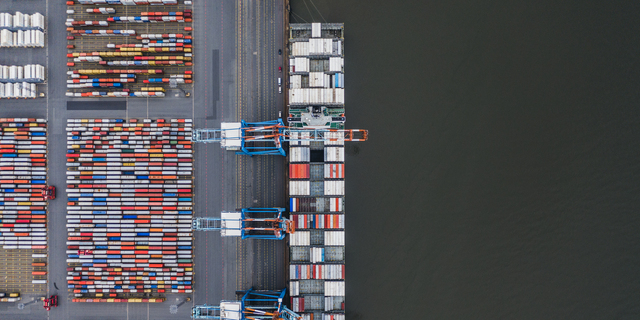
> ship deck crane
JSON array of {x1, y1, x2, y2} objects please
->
[
  {"x1": 192, "y1": 208, "x2": 294, "y2": 240},
  {"x1": 191, "y1": 119, "x2": 367, "y2": 156},
  {"x1": 192, "y1": 288, "x2": 301, "y2": 320}
]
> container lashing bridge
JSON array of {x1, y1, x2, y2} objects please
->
[
  {"x1": 191, "y1": 119, "x2": 368, "y2": 156},
  {"x1": 192, "y1": 208, "x2": 295, "y2": 240},
  {"x1": 192, "y1": 288, "x2": 301, "y2": 320}
]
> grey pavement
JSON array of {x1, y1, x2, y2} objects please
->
[{"x1": 0, "y1": 0, "x2": 287, "y2": 319}]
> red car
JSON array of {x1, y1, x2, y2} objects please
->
[
  {"x1": 78, "y1": 250, "x2": 92, "y2": 255},
  {"x1": 42, "y1": 186, "x2": 55, "y2": 200},
  {"x1": 43, "y1": 295, "x2": 58, "y2": 311}
]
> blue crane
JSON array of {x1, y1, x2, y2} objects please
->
[
  {"x1": 191, "y1": 118, "x2": 368, "y2": 156},
  {"x1": 192, "y1": 288, "x2": 301, "y2": 320},
  {"x1": 192, "y1": 208, "x2": 294, "y2": 240}
]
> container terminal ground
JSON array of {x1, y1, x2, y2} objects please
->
[{"x1": 0, "y1": 0, "x2": 286, "y2": 319}]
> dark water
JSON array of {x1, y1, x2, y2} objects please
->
[{"x1": 291, "y1": 1, "x2": 640, "y2": 319}]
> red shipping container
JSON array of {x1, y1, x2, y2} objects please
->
[{"x1": 289, "y1": 163, "x2": 310, "y2": 179}]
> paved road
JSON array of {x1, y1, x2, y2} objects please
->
[{"x1": 0, "y1": 0, "x2": 286, "y2": 319}]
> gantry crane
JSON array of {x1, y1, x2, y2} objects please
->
[
  {"x1": 191, "y1": 119, "x2": 368, "y2": 156},
  {"x1": 192, "y1": 208, "x2": 295, "y2": 240},
  {"x1": 192, "y1": 288, "x2": 301, "y2": 320}
]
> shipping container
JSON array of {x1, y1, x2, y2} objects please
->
[
  {"x1": 290, "y1": 181, "x2": 310, "y2": 196},
  {"x1": 290, "y1": 163, "x2": 310, "y2": 179}
]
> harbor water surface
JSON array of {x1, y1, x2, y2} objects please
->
[{"x1": 290, "y1": 1, "x2": 640, "y2": 319}]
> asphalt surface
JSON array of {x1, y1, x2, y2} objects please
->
[{"x1": 0, "y1": 0, "x2": 286, "y2": 319}]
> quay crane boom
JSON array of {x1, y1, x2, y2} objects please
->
[
  {"x1": 192, "y1": 288, "x2": 301, "y2": 320},
  {"x1": 191, "y1": 119, "x2": 367, "y2": 156},
  {"x1": 192, "y1": 208, "x2": 294, "y2": 240}
]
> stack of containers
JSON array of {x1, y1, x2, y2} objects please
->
[
  {"x1": 0, "y1": 118, "x2": 48, "y2": 285},
  {"x1": 0, "y1": 82, "x2": 37, "y2": 98},
  {"x1": 66, "y1": 0, "x2": 193, "y2": 97},
  {"x1": 77, "y1": 0, "x2": 178, "y2": 4},
  {"x1": 0, "y1": 64, "x2": 46, "y2": 83},
  {"x1": 65, "y1": 118, "x2": 193, "y2": 302},
  {"x1": 0, "y1": 292, "x2": 22, "y2": 302},
  {"x1": 0, "y1": 12, "x2": 45, "y2": 30},
  {"x1": 0, "y1": 65, "x2": 44, "y2": 98},
  {"x1": 0, "y1": 29, "x2": 45, "y2": 47},
  {"x1": 86, "y1": 8, "x2": 117, "y2": 14},
  {"x1": 287, "y1": 23, "x2": 348, "y2": 319},
  {"x1": 289, "y1": 133, "x2": 346, "y2": 317}
]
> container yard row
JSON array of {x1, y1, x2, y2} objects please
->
[
  {"x1": 66, "y1": 0, "x2": 193, "y2": 97},
  {"x1": 0, "y1": 118, "x2": 49, "y2": 291},
  {"x1": 66, "y1": 118, "x2": 193, "y2": 301}
]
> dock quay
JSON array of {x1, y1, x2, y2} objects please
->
[{"x1": 0, "y1": 1, "x2": 364, "y2": 319}]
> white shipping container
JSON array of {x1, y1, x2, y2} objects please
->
[
  {"x1": 16, "y1": 30, "x2": 24, "y2": 47},
  {"x1": 289, "y1": 231, "x2": 310, "y2": 246},
  {"x1": 290, "y1": 75, "x2": 302, "y2": 89},
  {"x1": 290, "y1": 181, "x2": 310, "y2": 196},
  {"x1": 9, "y1": 66, "x2": 17, "y2": 79},
  {"x1": 0, "y1": 29, "x2": 12, "y2": 46},
  {"x1": 324, "y1": 147, "x2": 344, "y2": 162},
  {"x1": 291, "y1": 41, "x2": 309, "y2": 56},
  {"x1": 312, "y1": 23, "x2": 321, "y2": 38},
  {"x1": 294, "y1": 57, "x2": 309, "y2": 72},
  {"x1": 311, "y1": 247, "x2": 324, "y2": 263},
  {"x1": 21, "y1": 82, "x2": 28, "y2": 97},
  {"x1": 324, "y1": 181, "x2": 344, "y2": 196},
  {"x1": 324, "y1": 281, "x2": 345, "y2": 296},
  {"x1": 329, "y1": 57, "x2": 342, "y2": 72},
  {"x1": 309, "y1": 72, "x2": 324, "y2": 88},
  {"x1": 325, "y1": 231, "x2": 345, "y2": 246},
  {"x1": 32, "y1": 13, "x2": 45, "y2": 29},
  {"x1": 290, "y1": 281, "x2": 299, "y2": 296},
  {"x1": 13, "y1": 12, "x2": 23, "y2": 28},
  {"x1": 290, "y1": 147, "x2": 310, "y2": 162}
]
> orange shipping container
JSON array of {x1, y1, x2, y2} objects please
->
[{"x1": 289, "y1": 163, "x2": 310, "y2": 179}]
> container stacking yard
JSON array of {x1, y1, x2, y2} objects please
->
[
  {"x1": 65, "y1": 118, "x2": 193, "y2": 302},
  {"x1": 0, "y1": 118, "x2": 48, "y2": 296},
  {"x1": 65, "y1": 0, "x2": 193, "y2": 98}
]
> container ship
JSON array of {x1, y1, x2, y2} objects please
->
[{"x1": 287, "y1": 23, "x2": 346, "y2": 320}]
